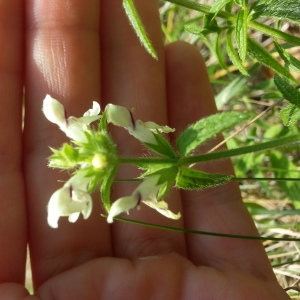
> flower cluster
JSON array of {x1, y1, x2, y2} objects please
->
[{"x1": 42, "y1": 95, "x2": 180, "y2": 228}]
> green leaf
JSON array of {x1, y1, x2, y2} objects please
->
[
  {"x1": 184, "y1": 24, "x2": 207, "y2": 39},
  {"x1": 144, "y1": 132, "x2": 177, "y2": 158},
  {"x1": 176, "y1": 111, "x2": 250, "y2": 157},
  {"x1": 214, "y1": 32, "x2": 227, "y2": 69},
  {"x1": 138, "y1": 162, "x2": 176, "y2": 178},
  {"x1": 274, "y1": 42, "x2": 300, "y2": 73},
  {"x1": 210, "y1": 0, "x2": 232, "y2": 15},
  {"x1": 251, "y1": 0, "x2": 300, "y2": 24},
  {"x1": 226, "y1": 29, "x2": 249, "y2": 75},
  {"x1": 247, "y1": 38, "x2": 296, "y2": 82},
  {"x1": 235, "y1": 8, "x2": 248, "y2": 62},
  {"x1": 176, "y1": 167, "x2": 232, "y2": 190},
  {"x1": 122, "y1": 0, "x2": 158, "y2": 59},
  {"x1": 280, "y1": 104, "x2": 300, "y2": 126},
  {"x1": 274, "y1": 75, "x2": 300, "y2": 107}
]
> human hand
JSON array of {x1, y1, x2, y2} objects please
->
[{"x1": 0, "y1": 0, "x2": 289, "y2": 298}]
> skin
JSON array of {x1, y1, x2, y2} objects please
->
[{"x1": 0, "y1": 0, "x2": 290, "y2": 299}]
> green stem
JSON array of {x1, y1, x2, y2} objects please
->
[
  {"x1": 114, "y1": 217, "x2": 300, "y2": 242},
  {"x1": 248, "y1": 20, "x2": 300, "y2": 45},
  {"x1": 118, "y1": 135, "x2": 300, "y2": 166},
  {"x1": 233, "y1": 177, "x2": 300, "y2": 182},
  {"x1": 180, "y1": 134, "x2": 300, "y2": 165},
  {"x1": 118, "y1": 157, "x2": 177, "y2": 165}
]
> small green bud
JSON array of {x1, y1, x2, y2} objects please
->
[{"x1": 92, "y1": 153, "x2": 108, "y2": 170}]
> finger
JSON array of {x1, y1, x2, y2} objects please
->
[
  {"x1": 165, "y1": 42, "x2": 275, "y2": 278},
  {"x1": 24, "y1": 0, "x2": 112, "y2": 288},
  {"x1": 100, "y1": 0, "x2": 186, "y2": 258},
  {"x1": 0, "y1": 0, "x2": 27, "y2": 284}
]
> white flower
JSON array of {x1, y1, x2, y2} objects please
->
[
  {"x1": 107, "y1": 175, "x2": 181, "y2": 223},
  {"x1": 42, "y1": 95, "x2": 101, "y2": 142},
  {"x1": 107, "y1": 195, "x2": 138, "y2": 223},
  {"x1": 47, "y1": 173, "x2": 93, "y2": 228},
  {"x1": 105, "y1": 104, "x2": 174, "y2": 144}
]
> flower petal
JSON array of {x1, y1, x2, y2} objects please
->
[
  {"x1": 47, "y1": 186, "x2": 71, "y2": 228},
  {"x1": 134, "y1": 175, "x2": 161, "y2": 200},
  {"x1": 83, "y1": 101, "x2": 101, "y2": 117},
  {"x1": 142, "y1": 200, "x2": 181, "y2": 220},
  {"x1": 106, "y1": 104, "x2": 133, "y2": 128},
  {"x1": 42, "y1": 95, "x2": 66, "y2": 126},
  {"x1": 68, "y1": 212, "x2": 80, "y2": 223},
  {"x1": 107, "y1": 195, "x2": 138, "y2": 223},
  {"x1": 128, "y1": 120, "x2": 156, "y2": 144}
]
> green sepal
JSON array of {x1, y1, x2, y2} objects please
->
[
  {"x1": 122, "y1": 0, "x2": 158, "y2": 59},
  {"x1": 152, "y1": 166, "x2": 178, "y2": 199},
  {"x1": 176, "y1": 167, "x2": 232, "y2": 190},
  {"x1": 176, "y1": 111, "x2": 250, "y2": 157},
  {"x1": 74, "y1": 130, "x2": 117, "y2": 164},
  {"x1": 138, "y1": 163, "x2": 178, "y2": 200},
  {"x1": 144, "y1": 132, "x2": 177, "y2": 158},
  {"x1": 48, "y1": 143, "x2": 79, "y2": 169}
]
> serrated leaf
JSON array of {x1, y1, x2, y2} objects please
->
[
  {"x1": 123, "y1": 0, "x2": 158, "y2": 59},
  {"x1": 235, "y1": 9, "x2": 248, "y2": 62},
  {"x1": 247, "y1": 38, "x2": 296, "y2": 82},
  {"x1": 176, "y1": 112, "x2": 250, "y2": 157},
  {"x1": 274, "y1": 42, "x2": 300, "y2": 73},
  {"x1": 280, "y1": 104, "x2": 300, "y2": 126},
  {"x1": 251, "y1": 0, "x2": 300, "y2": 24},
  {"x1": 274, "y1": 75, "x2": 300, "y2": 107},
  {"x1": 226, "y1": 29, "x2": 249, "y2": 76},
  {"x1": 176, "y1": 167, "x2": 232, "y2": 190}
]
